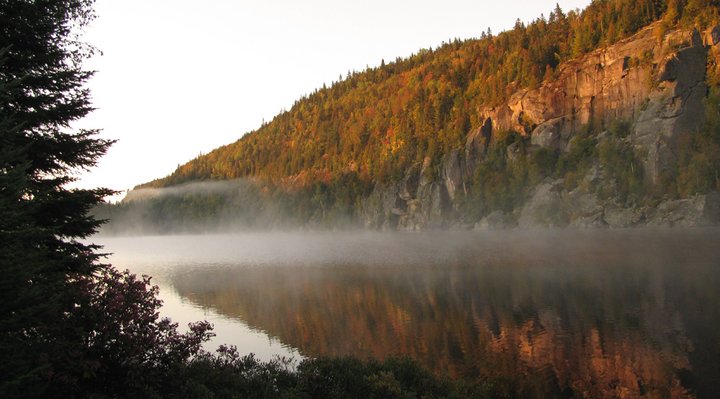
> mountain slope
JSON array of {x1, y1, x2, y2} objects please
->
[
  {"x1": 143, "y1": 0, "x2": 676, "y2": 188},
  {"x1": 112, "y1": 0, "x2": 720, "y2": 232}
]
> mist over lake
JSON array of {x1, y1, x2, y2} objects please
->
[{"x1": 97, "y1": 229, "x2": 720, "y2": 399}]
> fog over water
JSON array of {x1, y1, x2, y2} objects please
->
[
  {"x1": 97, "y1": 229, "x2": 720, "y2": 398},
  {"x1": 122, "y1": 181, "x2": 249, "y2": 203}
]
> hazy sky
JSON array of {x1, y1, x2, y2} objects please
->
[{"x1": 74, "y1": 0, "x2": 592, "y2": 198}]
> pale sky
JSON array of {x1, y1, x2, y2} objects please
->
[{"x1": 73, "y1": 0, "x2": 592, "y2": 199}]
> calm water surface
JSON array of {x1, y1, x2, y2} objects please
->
[{"x1": 97, "y1": 229, "x2": 720, "y2": 399}]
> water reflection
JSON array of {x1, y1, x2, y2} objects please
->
[{"x1": 161, "y1": 230, "x2": 720, "y2": 399}]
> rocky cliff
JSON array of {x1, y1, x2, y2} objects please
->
[{"x1": 360, "y1": 23, "x2": 720, "y2": 230}]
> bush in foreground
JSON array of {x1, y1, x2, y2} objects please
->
[{"x1": 164, "y1": 347, "x2": 514, "y2": 399}]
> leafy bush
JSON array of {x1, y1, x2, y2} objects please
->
[{"x1": 164, "y1": 350, "x2": 535, "y2": 399}]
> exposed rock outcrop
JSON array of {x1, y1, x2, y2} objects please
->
[
  {"x1": 646, "y1": 192, "x2": 720, "y2": 227},
  {"x1": 466, "y1": 24, "x2": 711, "y2": 187},
  {"x1": 634, "y1": 29, "x2": 708, "y2": 185},
  {"x1": 358, "y1": 23, "x2": 720, "y2": 230},
  {"x1": 474, "y1": 211, "x2": 516, "y2": 231},
  {"x1": 518, "y1": 180, "x2": 567, "y2": 228},
  {"x1": 359, "y1": 159, "x2": 450, "y2": 230},
  {"x1": 604, "y1": 204, "x2": 646, "y2": 228}
]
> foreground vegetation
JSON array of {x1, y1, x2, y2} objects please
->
[
  {"x1": 158, "y1": 349, "x2": 575, "y2": 399},
  {"x1": 0, "y1": 2, "x2": 214, "y2": 396}
]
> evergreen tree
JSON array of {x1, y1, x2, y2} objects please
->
[
  {"x1": 1, "y1": 0, "x2": 112, "y2": 394},
  {"x1": 1, "y1": 2, "x2": 212, "y2": 397}
]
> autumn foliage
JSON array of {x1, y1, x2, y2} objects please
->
[{"x1": 145, "y1": 0, "x2": 719, "y2": 192}]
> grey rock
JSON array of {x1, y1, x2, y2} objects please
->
[
  {"x1": 518, "y1": 180, "x2": 568, "y2": 228},
  {"x1": 531, "y1": 118, "x2": 564, "y2": 149},
  {"x1": 506, "y1": 141, "x2": 523, "y2": 162},
  {"x1": 633, "y1": 38, "x2": 707, "y2": 186},
  {"x1": 568, "y1": 211, "x2": 607, "y2": 228},
  {"x1": 564, "y1": 188, "x2": 607, "y2": 228},
  {"x1": 465, "y1": 117, "x2": 492, "y2": 153},
  {"x1": 646, "y1": 192, "x2": 720, "y2": 227},
  {"x1": 397, "y1": 165, "x2": 420, "y2": 201},
  {"x1": 474, "y1": 211, "x2": 516, "y2": 231},
  {"x1": 604, "y1": 205, "x2": 645, "y2": 228},
  {"x1": 567, "y1": 189, "x2": 602, "y2": 216},
  {"x1": 442, "y1": 150, "x2": 465, "y2": 202},
  {"x1": 390, "y1": 207, "x2": 406, "y2": 216}
]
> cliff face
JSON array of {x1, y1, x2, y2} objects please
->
[
  {"x1": 474, "y1": 25, "x2": 708, "y2": 183},
  {"x1": 116, "y1": 22, "x2": 720, "y2": 233},
  {"x1": 360, "y1": 23, "x2": 720, "y2": 230}
]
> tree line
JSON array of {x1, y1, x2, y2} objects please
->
[
  {"x1": 144, "y1": 0, "x2": 717, "y2": 192},
  {"x1": 130, "y1": 0, "x2": 720, "y2": 229}
]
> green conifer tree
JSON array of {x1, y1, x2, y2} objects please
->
[{"x1": 1, "y1": 2, "x2": 212, "y2": 397}]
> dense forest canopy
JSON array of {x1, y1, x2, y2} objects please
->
[
  {"x1": 103, "y1": 0, "x2": 720, "y2": 233},
  {"x1": 142, "y1": 0, "x2": 717, "y2": 191}
]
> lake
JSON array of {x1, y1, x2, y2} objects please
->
[{"x1": 97, "y1": 229, "x2": 720, "y2": 399}]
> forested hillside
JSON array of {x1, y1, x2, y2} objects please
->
[
  {"x1": 146, "y1": 0, "x2": 681, "y2": 187},
  {"x1": 107, "y1": 0, "x2": 720, "y2": 232}
]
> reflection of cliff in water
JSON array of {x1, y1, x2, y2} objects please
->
[{"x1": 171, "y1": 230, "x2": 720, "y2": 399}]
